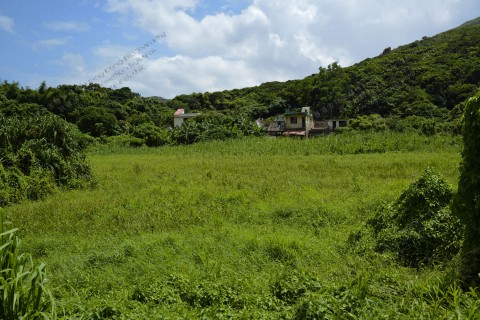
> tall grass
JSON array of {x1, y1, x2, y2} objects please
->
[
  {"x1": 4, "y1": 132, "x2": 476, "y2": 318},
  {"x1": 88, "y1": 131, "x2": 462, "y2": 157}
]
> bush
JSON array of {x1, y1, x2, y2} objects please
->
[
  {"x1": 0, "y1": 112, "x2": 94, "y2": 206},
  {"x1": 132, "y1": 123, "x2": 171, "y2": 147},
  {"x1": 169, "y1": 116, "x2": 264, "y2": 145},
  {"x1": 452, "y1": 93, "x2": 480, "y2": 285},
  {"x1": 0, "y1": 165, "x2": 28, "y2": 206},
  {"x1": 386, "y1": 115, "x2": 441, "y2": 135},
  {"x1": 368, "y1": 167, "x2": 462, "y2": 267},
  {"x1": 77, "y1": 106, "x2": 120, "y2": 137},
  {"x1": 349, "y1": 114, "x2": 387, "y2": 132}
]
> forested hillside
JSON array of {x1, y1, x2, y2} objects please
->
[
  {"x1": 1, "y1": 20, "x2": 479, "y2": 142},
  {"x1": 171, "y1": 21, "x2": 480, "y2": 125}
]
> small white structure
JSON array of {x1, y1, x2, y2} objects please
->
[
  {"x1": 173, "y1": 109, "x2": 199, "y2": 127},
  {"x1": 327, "y1": 119, "x2": 348, "y2": 131}
]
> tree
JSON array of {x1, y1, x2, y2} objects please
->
[
  {"x1": 132, "y1": 123, "x2": 170, "y2": 147},
  {"x1": 0, "y1": 81, "x2": 20, "y2": 100},
  {"x1": 311, "y1": 62, "x2": 349, "y2": 118},
  {"x1": 77, "y1": 106, "x2": 119, "y2": 137},
  {"x1": 452, "y1": 93, "x2": 480, "y2": 286}
]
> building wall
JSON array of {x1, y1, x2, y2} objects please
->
[
  {"x1": 305, "y1": 116, "x2": 314, "y2": 131},
  {"x1": 327, "y1": 120, "x2": 348, "y2": 130},
  {"x1": 285, "y1": 115, "x2": 314, "y2": 130},
  {"x1": 174, "y1": 117, "x2": 184, "y2": 127},
  {"x1": 285, "y1": 115, "x2": 304, "y2": 129},
  {"x1": 174, "y1": 114, "x2": 199, "y2": 127}
]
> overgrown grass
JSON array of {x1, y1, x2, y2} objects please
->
[
  {"x1": 89, "y1": 131, "x2": 462, "y2": 157},
  {"x1": 4, "y1": 132, "x2": 478, "y2": 318}
]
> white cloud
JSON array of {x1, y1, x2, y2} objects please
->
[
  {"x1": 62, "y1": 52, "x2": 86, "y2": 73},
  {"x1": 44, "y1": 21, "x2": 91, "y2": 32},
  {"x1": 103, "y1": 0, "x2": 343, "y2": 97},
  {"x1": 97, "y1": 0, "x2": 480, "y2": 98},
  {"x1": 34, "y1": 37, "x2": 71, "y2": 50},
  {"x1": 92, "y1": 44, "x2": 134, "y2": 59},
  {"x1": 125, "y1": 54, "x2": 269, "y2": 96},
  {"x1": 0, "y1": 15, "x2": 14, "y2": 34}
]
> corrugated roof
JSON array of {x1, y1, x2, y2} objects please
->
[{"x1": 282, "y1": 130, "x2": 306, "y2": 136}]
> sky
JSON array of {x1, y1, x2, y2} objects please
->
[{"x1": 0, "y1": 1, "x2": 479, "y2": 98}]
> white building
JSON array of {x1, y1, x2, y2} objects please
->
[{"x1": 173, "y1": 109, "x2": 199, "y2": 127}]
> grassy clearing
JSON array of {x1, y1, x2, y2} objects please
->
[{"x1": 5, "y1": 132, "x2": 478, "y2": 318}]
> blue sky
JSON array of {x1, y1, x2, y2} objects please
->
[{"x1": 1, "y1": 0, "x2": 479, "y2": 98}]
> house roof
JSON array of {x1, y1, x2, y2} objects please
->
[{"x1": 268, "y1": 123, "x2": 284, "y2": 132}]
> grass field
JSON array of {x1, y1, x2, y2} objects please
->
[{"x1": 5, "y1": 132, "x2": 480, "y2": 318}]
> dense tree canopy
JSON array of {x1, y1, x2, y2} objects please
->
[{"x1": 1, "y1": 22, "x2": 479, "y2": 146}]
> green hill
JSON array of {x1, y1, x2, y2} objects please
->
[
  {"x1": 458, "y1": 16, "x2": 480, "y2": 28},
  {"x1": 170, "y1": 19, "x2": 480, "y2": 122}
]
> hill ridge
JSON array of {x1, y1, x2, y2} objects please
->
[{"x1": 458, "y1": 16, "x2": 480, "y2": 28}]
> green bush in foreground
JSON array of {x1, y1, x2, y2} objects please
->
[
  {"x1": 452, "y1": 93, "x2": 480, "y2": 285},
  {"x1": 0, "y1": 209, "x2": 56, "y2": 319},
  {"x1": 0, "y1": 112, "x2": 95, "y2": 206},
  {"x1": 369, "y1": 167, "x2": 462, "y2": 267}
]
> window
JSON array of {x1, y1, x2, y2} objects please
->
[{"x1": 290, "y1": 117, "x2": 297, "y2": 124}]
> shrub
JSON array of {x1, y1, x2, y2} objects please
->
[
  {"x1": 0, "y1": 165, "x2": 28, "y2": 206},
  {"x1": 170, "y1": 116, "x2": 264, "y2": 145},
  {"x1": 368, "y1": 167, "x2": 462, "y2": 267},
  {"x1": 132, "y1": 123, "x2": 171, "y2": 147},
  {"x1": 0, "y1": 112, "x2": 94, "y2": 206},
  {"x1": 452, "y1": 93, "x2": 480, "y2": 285},
  {"x1": 77, "y1": 106, "x2": 119, "y2": 137},
  {"x1": 349, "y1": 114, "x2": 387, "y2": 132}
]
